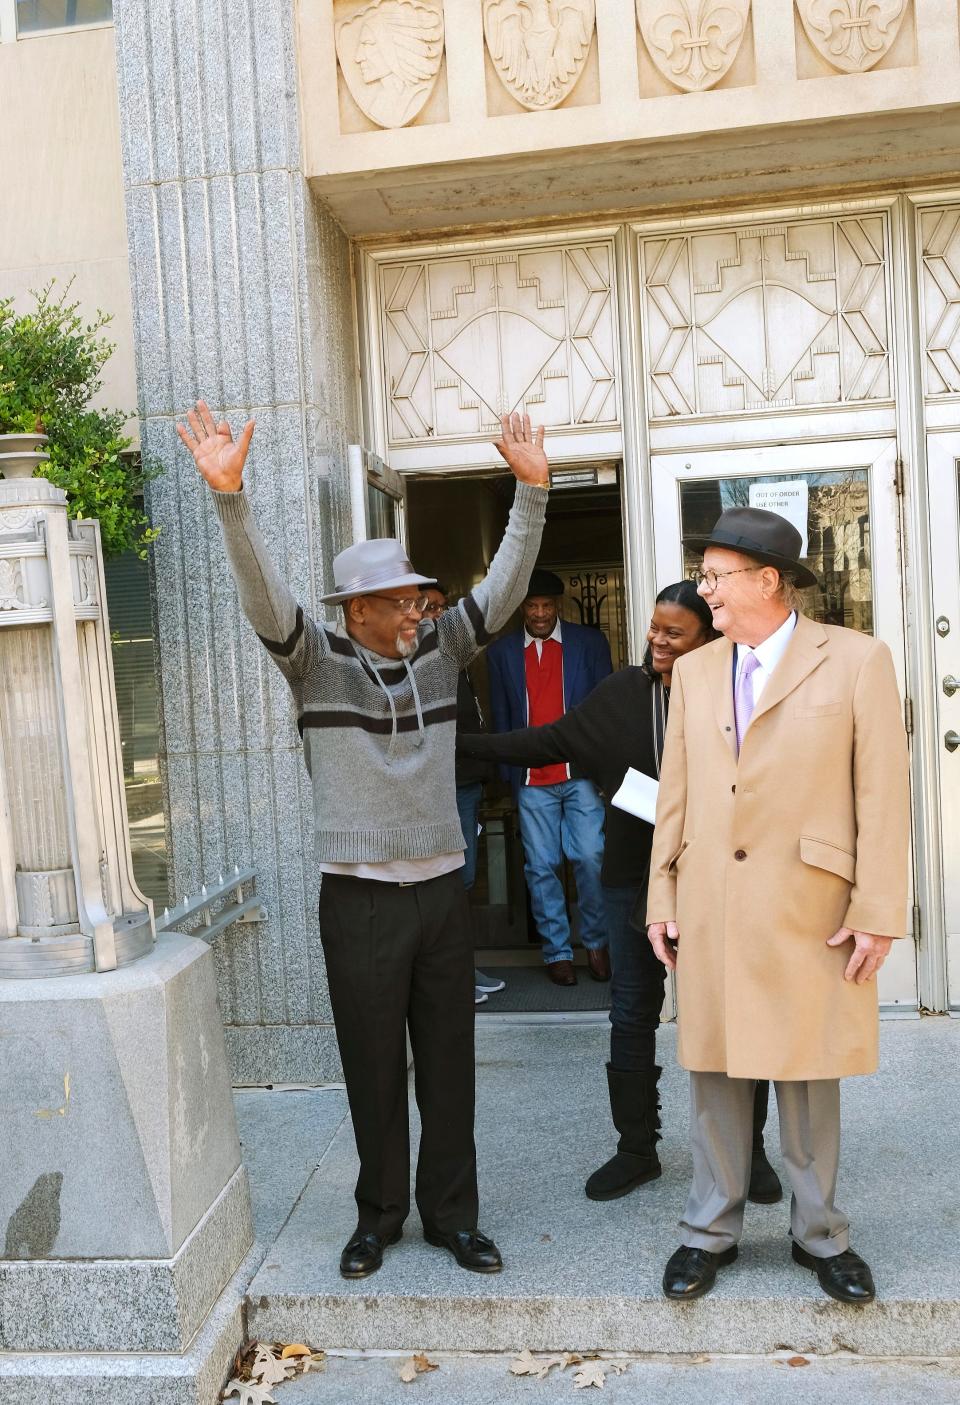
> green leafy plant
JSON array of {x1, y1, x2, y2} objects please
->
[{"x1": 0, "y1": 281, "x2": 160, "y2": 557}]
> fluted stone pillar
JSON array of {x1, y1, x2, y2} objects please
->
[{"x1": 113, "y1": 0, "x2": 359, "y2": 1083}]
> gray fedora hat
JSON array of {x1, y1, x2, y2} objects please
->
[
  {"x1": 683, "y1": 506, "x2": 818, "y2": 588},
  {"x1": 319, "y1": 538, "x2": 436, "y2": 606}
]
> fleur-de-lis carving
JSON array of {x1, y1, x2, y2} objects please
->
[
  {"x1": 637, "y1": 1, "x2": 750, "y2": 93},
  {"x1": 796, "y1": 0, "x2": 909, "y2": 74}
]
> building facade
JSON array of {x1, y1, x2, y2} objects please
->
[{"x1": 3, "y1": 0, "x2": 960, "y2": 1081}]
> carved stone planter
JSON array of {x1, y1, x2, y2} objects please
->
[{"x1": 0, "y1": 431, "x2": 51, "y2": 480}]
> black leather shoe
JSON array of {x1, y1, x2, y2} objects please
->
[
  {"x1": 424, "y1": 1228, "x2": 503, "y2": 1273},
  {"x1": 339, "y1": 1227, "x2": 402, "y2": 1279},
  {"x1": 662, "y1": 1244, "x2": 738, "y2": 1301},
  {"x1": 792, "y1": 1243, "x2": 876, "y2": 1304}
]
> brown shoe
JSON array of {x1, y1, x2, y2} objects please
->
[
  {"x1": 547, "y1": 960, "x2": 577, "y2": 986},
  {"x1": 586, "y1": 947, "x2": 611, "y2": 982}
]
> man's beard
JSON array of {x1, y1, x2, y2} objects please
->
[{"x1": 396, "y1": 632, "x2": 418, "y2": 658}]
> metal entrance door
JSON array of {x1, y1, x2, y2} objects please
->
[
  {"x1": 650, "y1": 436, "x2": 917, "y2": 1011},
  {"x1": 927, "y1": 432, "x2": 960, "y2": 1011}
]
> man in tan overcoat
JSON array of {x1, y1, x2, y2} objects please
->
[{"x1": 647, "y1": 506, "x2": 909, "y2": 1306}]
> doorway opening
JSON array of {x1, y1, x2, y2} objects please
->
[{"x1": 405, "y1": 466, "x2": 628, "y2": 1015}]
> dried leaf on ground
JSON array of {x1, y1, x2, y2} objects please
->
[
  {"x1": 606, "y1": 1363, "x2": 629, "y2": 1377},
  {"x1": 223, "y1": 1379, "x2": 276, "y2": 1405},
  {"x1": 399, "y1": 1353, "x2": 440, "y2": 1383},
  {"x1": 786, "y1": 1355, "x2": 810, "y2": 1367},
  {"x1": 573, "y1": 1361, "x2": 607, "y2": 1389},
  {"x1": 561, "y1": 1354, "x2": 584, "y2": 1369},
  {"x1": 280, "y1": 1344, "x2": 312, "y2": 1359},
  {"x1": 509, "y1": 1350, "x2": 566, "y2": 1379},
  {"x1": 251, "y1": 1346, "x2": 292, "y2": 1389}
]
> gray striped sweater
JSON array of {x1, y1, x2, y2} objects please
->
[{"x1": 212, "y1": 482, "x2": 547, "y2": 863}]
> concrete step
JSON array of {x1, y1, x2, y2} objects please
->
[
  {"x1": 247, "y1": 1019, "x2": 960, "y2": 1359},
  {"x1": 260, "y1": 1350, "x2": 960, "y2": 1405}
]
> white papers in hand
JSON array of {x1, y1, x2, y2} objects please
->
[{"x1": 610, "y1": 767, "x2": 659, "y2": 824}]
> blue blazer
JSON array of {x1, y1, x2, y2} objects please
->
[{"x1": 486, "y1": 620, "x2": 613, "y2": 796}]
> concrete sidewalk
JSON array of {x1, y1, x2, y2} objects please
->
[{"x1": 246, "y1": 1016, "x2": 960, "y2": 1359}]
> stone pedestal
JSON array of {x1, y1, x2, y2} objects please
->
[{"x1": 0, "y1": 933, "x2": 253, "y2": 1358}]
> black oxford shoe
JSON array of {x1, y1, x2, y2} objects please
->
[
  {"x1": 424, "y1": 1227, "x2": 503, "y2": 1273},
  {"x1": 662, "y1": 1244, "x2": 738, "y2": 1301},
  {"x1": 339, "y1": 1227, "x2": 402, "y2": 1279},
  {"x1": 792, "y1": 1243, "x2": 876, "y2": 1304}
]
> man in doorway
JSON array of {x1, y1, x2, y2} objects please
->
[
  {"x1": 177, "y1": 402, "x2": 549, "y2": 1281},
  {"x1": 487, "y1": 569, "x2": 613, "y2": 985},
  {"x1": 422, "y1": 583, "x2": 506, "y2": 1008},
  {"x1": 647, "y1": 506, "x2": 909, "y2": 1304}
]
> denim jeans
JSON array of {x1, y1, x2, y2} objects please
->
[
  {"x1": 517, "y1": 779, "x2": 608, "y2": 965},
  {"x1": 455, "y1": 782, "x2": 483, "y2": 892},
  {"x1": 602, "y1": 881, "x2": 667, "y2": 1073}
]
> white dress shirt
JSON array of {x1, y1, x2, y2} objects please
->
[{"x1": 735, "y1": 611, "x2": 797, "y2": 708}]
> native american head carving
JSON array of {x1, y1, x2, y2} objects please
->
[
  {"x1": 335, "y1": 0, "x2": 445, "y2": 129},
  {"x1": 483, "y1": 0, "x2": 596, "y2": 111}
]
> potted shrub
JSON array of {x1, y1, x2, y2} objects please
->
[{"x1": 0, "y1": 282, "x2": 159, "y2": 557}]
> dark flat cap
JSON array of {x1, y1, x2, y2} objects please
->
[{"x1": 525, "y1": 568, "x2": 565, "y2": 598}]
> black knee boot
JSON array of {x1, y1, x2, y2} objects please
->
[
  {"x1": 584, "y1": 1064, "x2": 662, "y2": 1201},
  {"x1": 748, "y1": 1078, "x2": 783, "y2": 1204}
]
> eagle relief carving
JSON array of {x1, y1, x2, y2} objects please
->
[
  {"x1": 636, "y1": 1, "x2": 750, "y2": 92},
  {"x1": 483, "y1": 0, "x2": 596, "y2": 111},
  {"x1": 795, "y1": 0, "x2": 909, "y2": 74},
  {"x1": 335, "y1": 0, "x2": 444, "y2": 129}
]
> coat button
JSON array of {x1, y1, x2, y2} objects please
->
[
  {"x1": 735, "y1": 849, "x2": 747, "y2": 861},
  {"x1": 731, "y1": 784, "x2": 736, "y2": 794}
]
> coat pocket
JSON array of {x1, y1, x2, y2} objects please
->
[
  {"x1": 793, "y1": 702, "x2": 843, "y2": 718},
  {"x1": 667, "y1": 840, "x2": 689, "y2": 872},
  {"x1": 799, "y1": 836, "x2": 856, "y2": 883}
]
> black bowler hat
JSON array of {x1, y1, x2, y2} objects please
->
[
  {"x1": 683, "y1": 506, "x2": 818, "y2": 589},
  {"x1": 525, "y1": 567, "x2": 565, "y2": 598}
]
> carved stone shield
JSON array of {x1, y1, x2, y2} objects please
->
[
  {"x1": 795, "y1": 0, "x2": 908, "y2": 74},
  {"x1": 335, "y1": 0, "x2": 444, "y2": 130},
  {"x1": 483, "y1": 0, "x2": 596, "y2": 111},
  {"x1": 636, "y1": 1, "x2": 750, "y2": 93}
]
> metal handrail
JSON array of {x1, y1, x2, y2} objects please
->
[{"x1": 155, "y1": 866, "x2": 266, "y2": 943}]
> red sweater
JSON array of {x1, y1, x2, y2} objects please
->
[{"x1": 524, "y1": 637, "x2": 569, "y2": 786}]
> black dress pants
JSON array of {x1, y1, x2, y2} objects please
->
[{"x1": 318, "y1": 869, "x2": 479, "y2": 1238}]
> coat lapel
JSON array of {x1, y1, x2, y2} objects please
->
[
  {"x1": 749, "y1": 614, "x2": 827, "y2": 726},
  {"x1": 562, "y1": 627, "x2": 582, "y2": 709},
  {"x1": 704, "y1": 638, "x2": 738, "y2": 759}
]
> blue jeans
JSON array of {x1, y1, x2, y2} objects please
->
[
  {"x1": 455, "y1": 782, "x2": 483, "y2": 892},
  {"x1": 517, "y1": 779, "x2": 608, "y2": 965},
  {"x1": 602, "y1": 881, "x2": 667, "y2": 1072}
]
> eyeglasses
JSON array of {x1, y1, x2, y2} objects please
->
[
  {"x1": 365, "y1": 593, "x2": 432, "y2": 616},
  {"x1": 421, "y1": 600, "x2": 446, "y2": 617},
  {"x1": 688, "y1": 566, "x2": 762, "y2": 592}
]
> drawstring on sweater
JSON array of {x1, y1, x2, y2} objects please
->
[{"x1": 348, "y1": 636, "x2": 426, "y2": 765}]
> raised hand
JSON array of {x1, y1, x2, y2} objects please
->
[
  {"x1": 493, "y1": 411, "x2": 548, "y2": 487},
  {"x1": 176, "y1": 399, "x2": 255, "y2": 493}
]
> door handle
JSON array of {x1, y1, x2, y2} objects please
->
[
  {"x1": 947, "y1": 731, "x2": 960, "y2": 753},
  {"x1": 944, "y1": 675, "x2": 960, "y2": 698}
]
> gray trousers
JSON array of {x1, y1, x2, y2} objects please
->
[{"x1": 680, "y1": 1072, "x2": 849, "y2": 1258}]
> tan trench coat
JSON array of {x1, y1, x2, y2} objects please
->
[{"x1": 646, "y1": 614, "x2": 909, "y2": 1081}]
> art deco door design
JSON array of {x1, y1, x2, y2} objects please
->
[
  {"x1": 379, "y1": 240, "x2": 619, "y2": 443},
  {"x1": 639, "y1": 214, "x2": 891, "y2": 417}
]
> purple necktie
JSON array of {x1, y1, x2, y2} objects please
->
[{"x1": 734, "y1": 651, "x2": 761, "y2": 754}]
